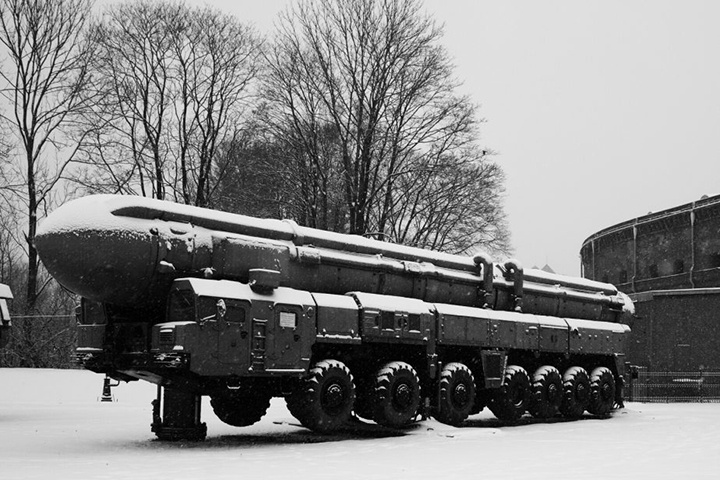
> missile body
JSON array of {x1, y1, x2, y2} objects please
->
[{"x1": 36, "y1": 195, "x2": 632, "y2": 322}]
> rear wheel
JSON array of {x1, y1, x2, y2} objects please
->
[
  {"x1": 372, "y1": 361, "x2": 421, "y2": 428},
  {"x1": 588, "y1": 367, "x2": 616, "y2": 416},
  {"x1": 286, "y1": 359, "x2": 355, "y2": 433},
  {"x1": 210, "y1": 389, "x2": 272, "y2": 427},
  {"x1": 528, "y1": 366, "x2": 562, "y2": 419},
  {"x1": 489, "y1": 365, "x2": 530, "y2": 422},
  {"x1": 435, "y1": 362, "x2": 476, "y2": 426},
  {"x1": 560, "y1": 366, "x2": 590, "y2": 418}
]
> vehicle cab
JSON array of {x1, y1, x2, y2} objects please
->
[{"x1": 152, "y1": 277, "x2": 316, "y2": 377}]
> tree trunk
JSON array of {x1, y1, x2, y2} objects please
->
[{"x1": 26, "y1": 156, "x2": 38, "y2": 314}]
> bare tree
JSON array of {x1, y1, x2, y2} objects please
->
[
  {"x1": 263, "y1": 0, "x2": 508, "y2": 253},
  {"x1": 0, "y1": 206, "x2": 19, "y2": 286},
  {"x1": 171, "y1": 7, "x2": 262, "y2": 206},
  {"x1": 79, "y1": 0, "x2": 263, "y2": 206},
  {"x1": 207, "y1": 127, "x2": 292, "y2": 218},
  {"x1": 85, "y1": 0, "x2": 182, "y2": 200},
  {"x1": 386, "y1": 150, "x2": 510, "y2": 255},
  {"x1": 0, "y1": 0, "x2": 94, "y2": 313}
]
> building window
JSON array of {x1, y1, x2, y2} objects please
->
[
  {"x1": 648, "y1": 264, "x2": 659, "y2": 278},
  {"x1": 674, "y1": 259, "x2": 685, "y2": 274},
  {"x1": 708, "y1": 253, "x2": 720, "y2": 268}
]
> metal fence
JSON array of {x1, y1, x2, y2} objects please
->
[{"x1": 626, "y1": 368, "x2": 720, "y2": 403}]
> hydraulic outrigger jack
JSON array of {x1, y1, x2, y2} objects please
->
[
  {"x1": 151, "y1": 385, "x2": 207, "y2": 441},
  {"x1": 99, "y1": 375, "x2": 118, "y2": 402}
]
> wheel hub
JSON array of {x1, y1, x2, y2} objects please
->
[
  {"x1": 510, "y1": 385, "x2": 526, "y2": 407},
  {"x1": 601, "y1": 382, "x2": 612, "y2": 401},
  {"x1": 453, "y1": 383, "x2": 469, "y2": 407},
  {"x1": 393, "y1": 382, "x2": 413, "y2": 410},
  {"x1": 547, "y1": 383, "x2": 559, "y2": 402},
  {"x1": 322, "y1": 383, "x2": 345, "y2": 412},
  {"x1": 576, "y1": 383, "x2": 588, "y2": 401}
]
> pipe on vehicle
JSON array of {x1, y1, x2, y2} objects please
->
[
  {"x1": 503, "y1": 259, "x2": 524, "y2": 312},
  {"x1": 473, "y1": 253, "x2": 494, "y2": 307}
]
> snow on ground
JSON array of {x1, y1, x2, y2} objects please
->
[{"x1": 1, "y1": 368, "x2": 719, "y2": 480}]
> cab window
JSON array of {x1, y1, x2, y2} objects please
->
[
  {"x1": 225, "y1": 299, "x2": 247, "y2": 323},
  {"x1": 197, "y1": 296, "x2": 217, "y2": 321},
  {"x1": 167, "y1": 289, "x2": 196, "y2": 322}
]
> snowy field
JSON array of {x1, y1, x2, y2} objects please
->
[{"x1": 1, "y1": 368, "x2": 719, "y2": 480}]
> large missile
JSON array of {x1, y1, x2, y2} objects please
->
[{"x1": 36, "y1": 195, "x2": 632, "y2": 321}]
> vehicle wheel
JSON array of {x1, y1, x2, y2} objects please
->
[
  {"x1": 210, "y1": 390, "x2": 272, "y2": 427},
  {"x1": 528, "y1": 365, "x2": 562, "y2": 419},
  {"x1": 286, "y1": 359, "x2": 355, "y2": 433},
  {"x1": 434, "y1": 362, "x2": 476, "y2": 426},
  {"x1": 372, "y1": 361, "x2": 421, "y2": 428},
  {"x1": 560, "y1": 366, "x2": 590, "y2": 418},
  {"x1": 489, "y1": 365, "x2": 530, "y2": 422},
  {"x1": 588, "y1": 366, "x2": 616, "y2": 416}
]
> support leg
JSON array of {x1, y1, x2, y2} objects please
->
[{"x1": 151, "y1": 385, "x2": 207, "y2": 441}]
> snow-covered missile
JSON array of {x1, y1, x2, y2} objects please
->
[{"x1": 35, "y1": 194, "x2": 632, "y2": 321}]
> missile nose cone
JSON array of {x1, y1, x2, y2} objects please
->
[{"x1": 36, "y1": 195, "x2": 159, "y2": 305}]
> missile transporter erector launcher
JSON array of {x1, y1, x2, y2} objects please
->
[{"x1": 36, "y1": 195, "x2": 633, "y2": 440}]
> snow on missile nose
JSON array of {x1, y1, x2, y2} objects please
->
[{"x1": 36, "y1": 195, "x2": 159, "y2": 305}]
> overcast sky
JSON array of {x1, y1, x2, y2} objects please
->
[{"x1": 190, "y1": 0, "x2": 720, "y2": 276}]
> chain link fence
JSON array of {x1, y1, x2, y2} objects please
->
[{"x1": 626, "y1": 367, "x2": 720, "y2": 403}]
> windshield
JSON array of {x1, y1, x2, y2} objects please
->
[
  {"x1": 168, "y1": 289, "x2": 247, "y2": 323},
  {"x1": 167, "y1": 289, "x2": 196, "y2": 323}
]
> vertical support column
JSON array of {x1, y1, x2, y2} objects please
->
[
  {"x1": 473, "y1": 253, "x2": 494, "y2": 308},
  {"x1": 151, "y1": 385, "x2": 207, "y2": 441},
  {"x1": 689, "y1": 209, "x2": 696, "y2": 288},
  {"x1": 503, "y1": 259, "x2": 524, "y2": 312},
  {"x1": 631, "y1": 224, "x2": 638, "y2": 293}
]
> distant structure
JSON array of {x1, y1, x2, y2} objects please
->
[
  {"x1": 581, "y1": 193, "x2": 720, "y2": 371},
  {"x1": 531, "y1": 264, "x2": 556, "y2": 274},
  {"x1": 540, "y1": 264, "x2": 556, "y2": 274},
  {"x1": 0, "y1": 284, "x2": 12, "y2": 349}
]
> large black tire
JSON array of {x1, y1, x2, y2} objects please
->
[
  {"x1": 489, "y1": 365, "x2": 530, "y2": 422},
  {"x1": 286, "y1": 359, "x2": 355, "y2": 433},
  {"x1": 588, "y1": 366, "x2": 616, "y2": 416},
  {"x1": 210, "y1": 390, "x2": 272, "y2": 427},
  {"x1": 528, "y1": 365, "x2": 563, "y2": 419},
  {"x1": 372, "y1": 361, "x2": 421, "y2": 428},
  {"x1": 560, "y1": 366, "x2": 590, "y2": 418},
  {"x1": 434, "y1": 362, "x2": 476, "y2": 426}
]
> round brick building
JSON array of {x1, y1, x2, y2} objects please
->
[{"x1": 581, "y1": 194, "x2": 720, "y2": 371}]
